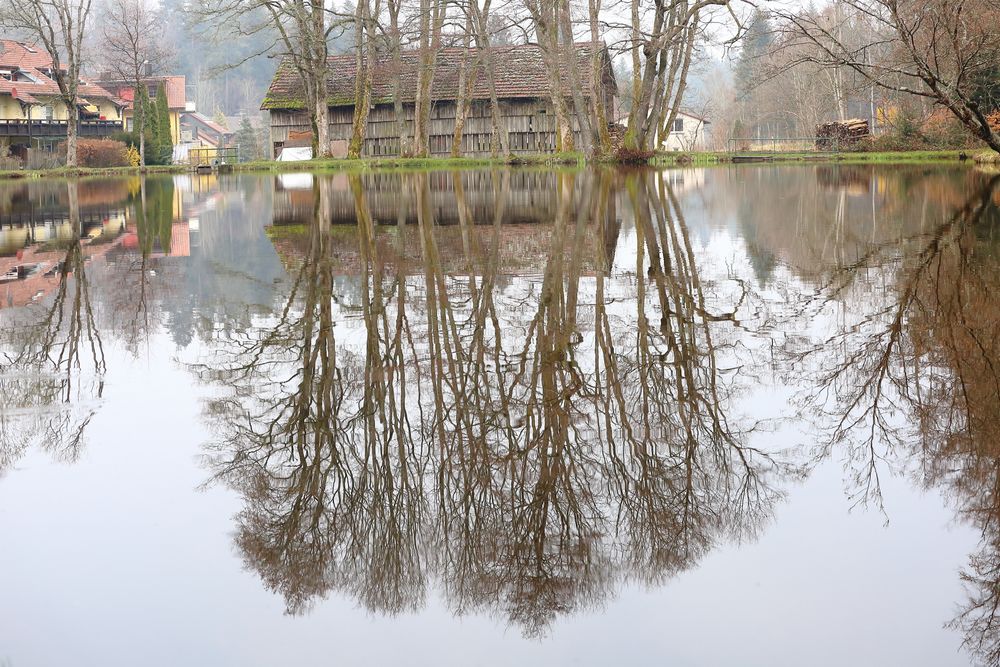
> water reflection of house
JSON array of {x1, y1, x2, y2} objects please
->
[
  {"x1": 0, "y1": 231, "x2": 130, "y2": 308},
  {"x1": 0, "y1": 176, "x2": 195, "y2": 307},
  {"x1": 660, "y1": 168, "x2": 707, "y2": 194},
  {"x1": 1, "y1": 180, "x2": 131, "y2": 256}
]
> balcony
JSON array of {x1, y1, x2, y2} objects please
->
[{"x1": 0, "y1": 119, "x2": 123, "y2": 138}]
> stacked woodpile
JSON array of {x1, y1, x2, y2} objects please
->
[{"x1": 815, "y1": 118, "x2": 870, "y2": 149}]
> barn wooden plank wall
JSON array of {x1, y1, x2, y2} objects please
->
[{"x1": 270, "y1": 98, "x2": 590, "y2": 158}]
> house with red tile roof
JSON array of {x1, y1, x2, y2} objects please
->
[
  {"x1": 0, "y1": 40, "x2": 126, "y2": 158},
  {"x1": 93, "y1": 74, "x2": 187, "y2": 146},
  {"x1": 260, "y1": 42, "x2": 617, "y2": 158}
]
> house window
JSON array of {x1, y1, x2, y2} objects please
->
[
  {"x1": 43, "y1": 105, "x2": 54, "y2": 120},
  {"x1": 126, "y1": 117, "x2": 134, "y2": 131},
  {"x1": 671, "y1": 118, "x2": 684, "y2": 133}
]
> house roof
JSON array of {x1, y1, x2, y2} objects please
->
[
  {"x1": 182, "y1": 111, "x2": 233, "y2": 136},
  {"x1": 0, "y1": 79, "x2": 40, "y2": 105},
  {"x1": 261, "y1": 42, "x2": 616, "y2": 110},
  {"x1": 0, "y1": 40, "x2": 53, "y2": 70},
  {"x1": 93, "y1": 75, "x2": 186, "y2": 110},
  {"x1": 0, "y1": 40, "x2": 123, "y2": 106},
  {"x1": 158, "y1": 76, "x2": 186, "y2": 110},
  {"x1": 677, "y1": 109, "x2": 710, "y2": 124}
]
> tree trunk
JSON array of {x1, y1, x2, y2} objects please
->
[
  {"x1": 471, "y1": 0, "x2": 508, "y2": 156},
  {"x1": 138, "y1": 110, "x2": 146, "y2": 167},
  {"x1": 349, "y1": 0, "x2": 375, "y2": 159},
  {"x1": 558, "y1": 0, "x2": 595, "y2": 157},
  {"x1": 389, "y1": 0, "x2": 409, "y2": 156},
  {"x1": 533, "y1": 0, "x2": 573, "y2": 151},
  {"x1": 314, "y1": 92, "x2": 330, "y2": 158},
  {"x1": 412, "y1": 0, "x2": 446, "y2": 156},
  {"x1": 655, "y1": 12, "x2": 698, "y2": 148},
  {"x1": 451, "y1": 11, "x2": 474, "y2": 157},
  {"x1": 483, "y1": 53, "x2": 507, "y2": 156},
  {"x1": 588, "y1": 0, "x2": 611, "y2": 153},
  {"x1": 65, "y1": 100, "x2": 79, "y2": 167},
  {"x1": 413, "y1": 0, "x2": 433, "y2": 156},
  {"x1": 310, "y1": 0, "x2": 331, "y2": 158}
]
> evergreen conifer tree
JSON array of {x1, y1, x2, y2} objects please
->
[
  {"x1": 138, "y1": 84, "x2": 160, "y2": 164},
  {"x1": 235, "y1": 116, "x2": 259, "y2": 161},
  {"x1": 155, "y1": 85, "x2": 173, "y2": 164}
]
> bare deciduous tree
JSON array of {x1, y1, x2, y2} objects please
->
[
  {"x1": 201, "y1": 0, "x2": 346, "y2": 158},
  {"x1": 776, "y1": 0, "x2": 1000, "y2": 153},
  {"x1": 101, "y1": 0, "x2": 169, "y2": 166},
  {"x1": 1, "y1": 0, "x2": 94, "y2": 166}
]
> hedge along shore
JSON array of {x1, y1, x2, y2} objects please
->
[{"x1": 0, "y1": 149, "x2": 983, "y2": 180}]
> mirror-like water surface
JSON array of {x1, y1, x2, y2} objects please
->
[{"x1": 1, "y1": 165, "x2": 998, "y2": 666}]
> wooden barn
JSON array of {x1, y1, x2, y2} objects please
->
[{"x1": 261, "y1": 43, "x2": 617, "y2": 159}]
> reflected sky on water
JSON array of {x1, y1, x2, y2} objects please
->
[{"x1": 0, "y1": 165, "x2": 998, "y2": 666}]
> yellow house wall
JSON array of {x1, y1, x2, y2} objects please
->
[
  {"x1": 0, "y1": 94, "x2": 22, "y2": 120},
  {"x1": 25, "y1": 99, "x2": 71, "y2": 121},
  {"x1": 2, "y1": 95, "x2": 123, "y2": 124},
  {"x1": 121, "y1": 109, "x2": 181, "y2": 144},
  {"x1": 94, "y1": 99, "x2": 123, "y2": 123}
]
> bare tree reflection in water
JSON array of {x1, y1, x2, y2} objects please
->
[
  {"x1": 0, "y1": 181, "x2": 105, "y2": 471},
  {"x1": 0, "y1": 177, "x2": 181, "y2": 472},
  {"x1": 197, "y1": 169, "x2": 786, "y2": 636},
  {"x1": 793, "y1": 172, "x2": 1000, "y2": 663}
]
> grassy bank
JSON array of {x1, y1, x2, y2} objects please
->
[
  {"x1": 244, "y1": 149, "x2": 971, "y2": 172},
  {"x1": 0, "y1": 164, "x2": 187, "y2": 181},
  {"x1": 1, "y1": 148, "x2": 981, "y2": 181},
  {"x1": 652, "y1": 149, "x2": 971, "y2": 165},
  {"x1": 236, "y1": 152, "x2": 586, "y2": 174}
]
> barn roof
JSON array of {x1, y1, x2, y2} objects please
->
[{"x1": 261, "y1": 42, "x2": 615, "y2": 110}]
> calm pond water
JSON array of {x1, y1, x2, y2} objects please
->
[{"x1": 0, "y1": 165, "x2": 998, "y2": 666}]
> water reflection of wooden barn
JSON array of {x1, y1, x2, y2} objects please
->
[
  {"x1": 269, "y1": 172, "x2": 622, "y2": 275},
  {"x1": 272, "y1": 171, "x2": 571, "y2": 226}
]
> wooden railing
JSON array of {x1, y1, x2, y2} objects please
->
[{"x1": 0, "y1": 119, "x2": 123, "y2": 138}]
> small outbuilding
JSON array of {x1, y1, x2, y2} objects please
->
[{"x1": 660, "y1": 110, "x2": 710, "y2": 152}]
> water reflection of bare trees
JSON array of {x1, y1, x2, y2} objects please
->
[
  {"x1": 794, "y1": 172, "x2": 1000, "y2": 663},
  {"x1": 0, "y1": 177, "x2": 179, "y2": 472},
  {"x1": 199, "y1": 169, "x2": 784, "y2": 636},
  {"x1": 0, "y1": 182, "x2": 105, "y2": 471}
]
